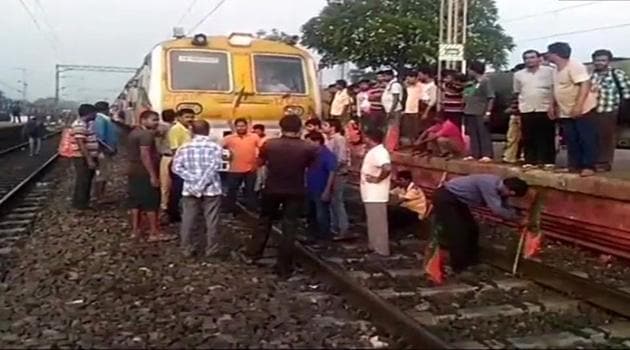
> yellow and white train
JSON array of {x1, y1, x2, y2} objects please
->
[{"x1": 116, "y1": 32, "x2": 321, "y2": 137}]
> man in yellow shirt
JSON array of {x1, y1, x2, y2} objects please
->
[
  {"x1": 390, "y1": 170, "x2": 427, "y2": 221},
  {"x1": 165, "y1": 108, "x2": 194, "y2": 223}
]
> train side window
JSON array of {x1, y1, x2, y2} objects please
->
[
  {"x1": 253, "y1": 55, "x2": 306, "y2": 94},
  {"x1": 169, "y1": 50, "x2": 231, "y2": 92}
]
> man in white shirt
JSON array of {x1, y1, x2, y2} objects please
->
[
  {"x1": 380, "y1": 69, "x2": 403, "y2": 151},
  {"x1": 514, "y1": 50, "x2": 555, "y2": 170},
  {"x1": 330, "y1": 79, "x2": 352, "y2": 121},
  {"x1": 418, "y1": 67, "x2": 438, "y2": 121},
  {"x1": 356, "y1": 79, "x2": 371, "y2": 119},
  {"x1": 402, "y1": 70, "x2": 422, "y2": 146},
  {"x1": 547, "y1": 42, "x2": 598, "y2": 177},
  {"x1": 360, "y1": 128, "x2": 392, "y2": 257}
]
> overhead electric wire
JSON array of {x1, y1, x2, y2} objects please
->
[
  {"x1": 32, "y1": 0, "x2": 62, "y2": 45},
  {"x1": 503, "y1": 2, "x2": 597, "y2": 24},
  {"x1": 187, "y1": 0, "x2": 228, "y2": 35},
  {"x1": 520, "y1": 22, "x2": 630, "y2": 43},
  {"x1": 16, "y1": 0, "x2": 61, "y2": 59},
  {"x1": 176, "y1": 0, "x2": 199, "y2": 26},
  {"x1": 0, "y1": 79, "x2": 21, "y2": 93}
]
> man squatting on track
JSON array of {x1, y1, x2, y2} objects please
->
[{"x1": 430, "y1": 174, "x2": 529, "y2": 274}]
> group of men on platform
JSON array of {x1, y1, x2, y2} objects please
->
[{"x1": 326, "y1": 42, "x2": 630, "y2": 178}]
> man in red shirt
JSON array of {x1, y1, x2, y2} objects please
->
[{"x1": 413, "y1": 114, "x2": 465, "y2": 158}]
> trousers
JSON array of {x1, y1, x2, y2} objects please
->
[
  {"x1": 330, "y1": 175, "x2": 349, "y2": 235},
  {"x1": 159, "y1": 156, "x2": 172, "y2": 210},
  {"x1": 247, "y1": 193, "x2": 303, "y2": 274},
  {"x1": 180, "y1": 196, "x2": 221, "y2": 254},
  {"x1": 225, "y1": 171, "x2": 257, "y2": 213},
  {"x1": 593, "y1": 110, "x2": 618, "y2": 168},
  {"x1": 28, "y1": 137, "x2": 42, "y2": 156},
  {"x1": 560, "y1": 115, "x2": 598, "y2": 170},
  {"x1": 502, "y1": 115, "x2": 522, "y2": 163},
  {"x1": 463, "y1": 114, "x2": 493, "y2": 159},
  {"x1": 166, "y1": 169, "x2": 184, "y2": 222},
  {"x1": 307, "y1": 195, "x2": 332, "y2": 240},
  {"x1": 521, "y1": 112, "x2": 556, "y2": 165},
  {"x1": 72, "y1": 157, "x2": 95, "y2": 209},
  {"x1": 364, "y1": 202, "x2": 390, "y2": 256}
]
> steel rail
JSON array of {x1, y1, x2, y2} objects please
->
[
  {"x1": 238, "y1": 205, "x2": 451, "y2": 349},
  {"x1": 0, "y1": 131, "x2": 61, "y2": 157},
  {"x1": 0, "y1": 152, "x2": 59, "y2": 209}
]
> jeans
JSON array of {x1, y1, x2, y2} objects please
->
[
  {"x1": 180, "y1": 196, "x2": 221, "y2": 255},
  {"x1": 225, "y1": 171, "x2": 257, "y2": 213},
  {"x1": 330, "y1": 175, "x2": 349, "y2": 235},
  {"x1": 167, "y1": 169, "x2": 184, "y2": 222},
  {"x1": 28, "y1": 137, "x2": 42, "y2": 156},
  {"x1": 463, "y1": 114, "x2": 493, "y2": 159},
  {"x1": 307, "y1": 195, "x2": 332, "y2": 240},
  {"x1": 247, "y1": 193, "x2": 303, "y2": 274},
  {"x1": 561, "y1": 115, "x2": 598, "y2": 170},
  {"x1": 521, "y1": 112, "x2": 556, "y2": 165},
  {"x1": 72, "y1": 158, "x2": 95, "y2": 209}
]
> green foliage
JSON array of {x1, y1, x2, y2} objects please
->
[{"x1": 301, "y1": 0, "x2": 514, "y2": 70}]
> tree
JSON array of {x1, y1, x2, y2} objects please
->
[
  {"x1": 301, "y1": 0, "x2": 514, "y2": 71},
  {"x1": 255, "y1": 29, "x2": 299, "y2": 46}
]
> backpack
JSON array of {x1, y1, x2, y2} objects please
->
[
  {"x1": 610, "y1": 69, "x2": 630, "y2": 125},
  {"x1": 58, "y1": 128, "x2": 75, "y2": 158}
]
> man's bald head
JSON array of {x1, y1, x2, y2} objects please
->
[{"x1": 191, "y1": 120, "x2": 210, "y2": 136}]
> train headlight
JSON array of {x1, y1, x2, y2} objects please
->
[
  {"x1": 228, "y1": 33, "x2": 253, "y2": 47},
  {"x1": 192, "y1": 33, "x2": 208, "y2": 46},
  {"x1": 177, "y1": 103, "x2": 203, "y2": 115},
  {"x1": 284, "y1": 105, "x2": 305, "y2": 116}
]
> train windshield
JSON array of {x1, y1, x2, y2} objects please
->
[
  {"x1": 169, "y1": 50, "x2": 231, "y2": 91},
  {"x1": 254, "y1": 55, "x2": 306, "y2": 94}
]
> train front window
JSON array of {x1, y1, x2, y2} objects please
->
[
  {"x1": 169, "y1": 50, "x2": 231, "y2": 91},
  {"x1": 254, "y1": 55, "x2": 306, "y2": 94}
]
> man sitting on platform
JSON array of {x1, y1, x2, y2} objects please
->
[
  {"x1": 426, "y1": 175, "x2": 528, "y2": 282},
  {"x1": 413, "y1": 113, "x2": 465, "y2": 158}
]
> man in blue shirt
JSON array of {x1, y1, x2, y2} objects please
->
[
  {"x1": 431, "y1": 174, "x2": 528, "y2": 274},
  {"x1": 93, "y1": 101, "x2": 119, "y2": 203},
  {"x1": 305, "y1": 131, "x2": 337, "y2": 243}
]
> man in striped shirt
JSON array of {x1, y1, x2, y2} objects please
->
[
  {"x1": 440, "y1": 70, "x2": 466, "y2": 127},
  {"x1": 70, "y1": 104, "x2": 99, "y2": 210}
]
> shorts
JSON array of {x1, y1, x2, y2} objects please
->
[
  {"x1": 127, "y1": 175, "x2": 160, "y2": 211},
  {"x1": 95, "y1": 154, "x2": 113, "y2": 182}
]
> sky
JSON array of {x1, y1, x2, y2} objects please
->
[{"x1": 1, "y1": 0, "x2": 629, "y2": 102}]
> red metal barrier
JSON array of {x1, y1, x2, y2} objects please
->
[{"x1": 351, "y1": 150, "x2": 630, "y2": 259}]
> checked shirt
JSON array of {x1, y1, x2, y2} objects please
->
[
  {"x1": 591, "y1": 68, "x2": 630, "y2": 113},
  {"x1": 172, "y1": 135, "x2": 223, "y2": 198}
]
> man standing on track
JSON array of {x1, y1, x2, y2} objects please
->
[
  {"x1": 70, "y1": 104, "x2": 99, "y2": 211},
  {"x1": 513, "y1": 50, "x2": 556, "y2": 170},
  {"x1": 173, "y1": 120, "x2": 224, "y2": 258},
  {"x1": 11, "y1": 103, "x2": 21, "y2": 124},
  {"x1": 380, "y1": 69, "x2": 404, "y2": 152},
  {"x1": 245, "y1": 114, "x2": 317, "y2": 278},
  {"x1": 93, "y1": 101, "x2": 119, "y2": 203},
  {"x1": 22, "y1": 116, "x2": 45, "y2": 156},
  {"x1": 360, "y1": 128, "x2": 392, "y2": 257},
  {"x1": 322, "y1": 119, "x2": 350, "y2": 239},
  {"x1": 223, "y1": 118, "x2": 261, "y2": 215},
  {"x1": 126, "y1": 110, "x2": 170, "y2": 242},
  {"x1": 165, "y1": 108, "x2": 194, "y2": 223},
  {"x1": 157, "y1": 109, "x2": 176, "y2": 214},
  {"x1": 429, "y1": 175, "x2": 528, "y2": 278}
]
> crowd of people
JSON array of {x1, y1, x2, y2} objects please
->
[
  {"x1": 324, "y1": 41, "x2": 630, "y2": 177},
  {"x1": 60, "y1": 40, "x2": 628, "y2": 281}
]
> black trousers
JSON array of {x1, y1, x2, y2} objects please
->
[
  {"x1": 72, "y1": 158, "x2": 95, "y2": 209},
  {"x1": 247, "y1": 192, "x2": 303, "y2": 274},
  {"x1": 166, "y1": 168, "x2": 184, "y2": 222},
  {"x1": 225, "y1": 171, "x2": 257, "y2": 213},
  {"x1": 521, "y1": 112, "x2": 556, "y2": 165},
  {"x1": 432, "y1": 187, "x2": 479, "y2": 272}
]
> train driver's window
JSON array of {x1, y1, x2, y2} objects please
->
[
  {"x1": 254, "y1": 55, "x2": 306, "y2": 94},
  {"x1": 169, "y1": 50, "x2": 231, "y2": 92}
]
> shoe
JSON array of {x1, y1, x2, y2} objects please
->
[
  {"x1": 522, "y1": 164, "x2": 536, "y2": 170},
  {"x1": 205, "y1": 244, "x2": 221, "y2": 257},
  {"x1": 580, "y1": 169, "x2": 595, "y2": 177},
  {"x1": 479, "y1": 157, "x2": 493, "y2": 163},
  {"x1": 462, "y1": 156, "x2": 475, "y2": 161},
  {"x1": 543, "y1": 164, "x2": 555, "y2": 171}
]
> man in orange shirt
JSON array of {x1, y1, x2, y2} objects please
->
[{"x1": 223, "y1": 118, "x2": 261, "y2": 214}]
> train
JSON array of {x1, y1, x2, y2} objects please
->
[{"x1": 114, "y1": 32, "x2": 321, "y2": 138}]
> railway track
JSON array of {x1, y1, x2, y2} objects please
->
[
  {"x1": 235, "y1": 192, "x2": 630, "y2": 349},
  {"x1": 0, "y1": 134, "x2": 60, "y2": 282}
]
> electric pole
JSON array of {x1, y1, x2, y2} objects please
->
[{"x1": 437, "y1": 0, "x2": 468, "y2": 110}]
